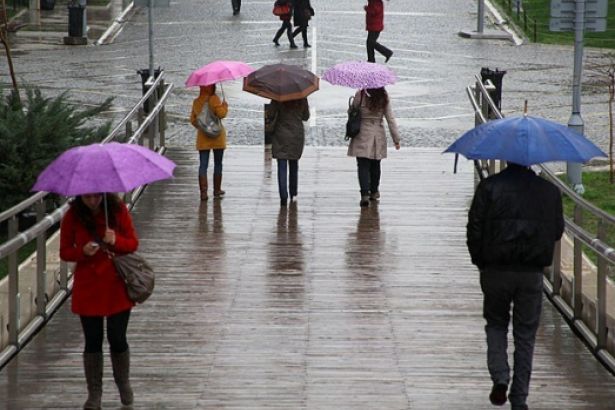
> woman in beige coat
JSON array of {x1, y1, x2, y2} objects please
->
[
  {"x1": 190, "y1": 84, "x2": 229, "y2": 201},
  {"x1": 347, "y1": 87, "x2": 400, "y2": 207}
]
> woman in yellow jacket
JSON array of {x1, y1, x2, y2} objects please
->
[{"x1": 190, "y1": 84, "x2": 229, "y2": 200}]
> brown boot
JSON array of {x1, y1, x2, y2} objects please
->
[
  {"x1": 111, "y1": 350, "x2": 134, "y2": 406},
  {"x1": 83, "y1": 352, "x2": 103, "y2": 410},
  {"x1": 199, "y1": 176, "x2": 208, "y2": 201},
  {"x1": 213, "y1": 174, "x2": 225, "y2": 198}
]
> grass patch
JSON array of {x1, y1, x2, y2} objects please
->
[
  {"x1": 559, "y1": 170, "x2": 615, "y2": 267},
  {"x1": 493, "y1": 0, "x2": 615, "y2": 49}
]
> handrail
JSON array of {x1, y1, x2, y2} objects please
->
[
  {"x1": 0, "y1": 71, "x2": 174, "y2": 370},
  {"x1": 466, "y1": 74, "x2": 615, "y2": 375}
]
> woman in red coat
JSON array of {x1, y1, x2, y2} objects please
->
[
  {"x1": 60, "y1": 193, "x2": 138, "y2": 409},
  {"x1": 365, "y1": 0, "x2": 393, "y2": 63}
]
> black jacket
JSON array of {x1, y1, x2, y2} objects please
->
[
  {"x1": 293, "y1": 0, "x2": 314, "y2": 27},
  {"x1": 467, "y1": 164, "x2": 564, "y2": 271}
]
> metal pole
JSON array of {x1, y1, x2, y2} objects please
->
[
  {"x1": 477, "y1": 0, "x2": 484, "y2": 33},
  {"x1": 148, "y1": 0, "x2": 154, "y2": 79},
  {"x1": 567, "y1": 0, "x2": 585, "y2": 194}
]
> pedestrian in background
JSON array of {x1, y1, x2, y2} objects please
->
[
  {"x1": 268, "y1": 98, "x2": 310, "y2": 206},
  {"x1": 347, "y1": 87, "x2": 400, "y2": 207},
  {"x1": 60, "y1": 193, "x2": 139, "y2": 409},
  {"x1": 190, "y1": 84, "x2": 229, "y2": 201},
  {"x1": 232, "y1": 0, "x2": 241, "y2": 15},
  {"x1": 467, "y1": 163, "x2": 564, "y2": 410},
  {"x1": 365, "y1": 0, "x2": 393, "y2": 63},
  {"x1": 273, "y1": 0, "x2": 297, "y2": 49},
  {"x1": 291, "y1": 0, "x2": 314, "y2": 48}
]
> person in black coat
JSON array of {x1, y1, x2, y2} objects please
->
[
  {"x1": 231, "y1": 0, "x2": 241, "y2": 15},
  {"x1": 467, "y1": 162, "x2": 564, "y2": 410},
  {"x1": 291, "y1": 0, "x2": 314, "y2": 48}
]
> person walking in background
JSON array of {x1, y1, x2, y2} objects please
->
[
  {"x1": 467, "y1": 163, "x2": 564, "y2": 410},
  {"x1": 60, "y1": 193, "x2": 139, "y2": 409},
  {"x1": 291, "y1": 0, "x2": 314, "y2": 48},
  {"x1": 232, "y1": 0, "x2": 241, "y2": 15},
  {"x1": 273, "y1": 0, "x2": 297, "y2": 49},
  {"x1": 190, "y1": 84, "x2": 229, "y2": 201},
  {"x1": 268, "y1": 98, "x2": 310, "y2": 206},
  {"x1": 365, "y1": 0, "x2": 393, "y2": 63},
  {"x1": 347, "y1": 87, "x2": 400, "y2": 207}
]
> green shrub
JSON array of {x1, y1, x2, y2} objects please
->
[{"x1": 0, "y1": 88, "x2": 113, "y2": 212}]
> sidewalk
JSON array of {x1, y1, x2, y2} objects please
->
[{"x1": 5, "y1": 0, "x2": 132, "y2": 51}]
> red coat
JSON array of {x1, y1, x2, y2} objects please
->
[
  {"x1": 365, "y1": 0, "x2": 384, "y2": 32},
  {"x1": 60, "y1": 202, "x2": 138, "y2": 316}
]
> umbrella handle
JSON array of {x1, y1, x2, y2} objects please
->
[
  {"x1": 453, "y1": 154, "x2": 458, "y2": 174},
  {"x1": 220, "y1": 83, "x2": 226, "y2": 101},
  {"x1": 103, "y1": 193, "x2": 109, "y2": 228}
]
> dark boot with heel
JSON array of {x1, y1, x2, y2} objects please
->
[
  {"x1": 83, "y1": 352, "x2": 103, "y2": 410},
  {"x1": 111, "y1": 350, "x2": 134, "y2": 406}
]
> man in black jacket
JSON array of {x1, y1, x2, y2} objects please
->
[{"x1": 467, "y1": 163, "x2": 564, "y2": 410}]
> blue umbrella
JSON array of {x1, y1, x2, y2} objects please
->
[{"x1": 443, "y1": 115, "x2": 607, "y2": 166}]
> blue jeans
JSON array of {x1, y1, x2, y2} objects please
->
[
  {"x1": 480, "y1": 269, "x2": 543, "y2": 408},
  {"x1": 199, "y1": 149, "x2": 224, "y2": 176},
  {"x1": 277, "y1": 159, "x2": 298, "y2": 201}
]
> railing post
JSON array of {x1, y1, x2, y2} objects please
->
[
  {"x1": 35, "y1": 200, "x2": 47, "y2": 318},
  {"x1": 125, "y1": 120, "x2": 133, "y2": 143},
  {"x1": 59, "y1": 261, "x2": 68, "y2": 292},
  {"x1": 552, "y1": 240, "x2": 563, "y2": 295},
  {"x1": 158, "y1": 79, "x2": 166, "y2": 148},
  {"x1": 573, "y1": 204, "x2": 584, "y2": 319},
  {"x1": 7, "y1": 216, "x2": 20, "y2": 347},
  {"x1": 596, "y1": 220, "x2": 607, "y2": 349}
]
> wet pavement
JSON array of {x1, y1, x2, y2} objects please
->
[
  {"x1": 1, "y1": 0, "x2": 613, "y2": 153},
  {"x1": 2, "y1": 146, "x2": 615, "y2": 409}
]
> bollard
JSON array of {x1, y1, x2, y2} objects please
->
[
  {"x1": 480, "y1": 67, "x2": 506, "y2": 118},
  {"x1": 63, "y1": 2, "x2": 87, "y2": 45}
]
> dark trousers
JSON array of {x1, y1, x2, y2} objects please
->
[
  {"x1": 231, "y1": 0, "x2": 241, "y2": 12},
  {"x1": 80, "y1": 309, "x2": 131, "y2": 354},
  {"x1": 292, "y1": 26, "x2": 309, "y2": 45},
  {"x1": 277, "y1": 159, "x2": 298, "y2": 200},
  {"x1": 199, "y1": 149, "x2": 224, "y2": 176},
  {"x1": 366, "y1": 31, "x2": 392, "y2": 63},
  {"x1": 274, "y1": 20, "x2": 293, "y2": 44},
  {"x1": 356, "y1": 157, "x2": 381, "y2": 196},
  {"x1": 480, "y1": 269, "x2": 543, "y2": 408}
]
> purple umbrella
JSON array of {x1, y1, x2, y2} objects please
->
[
  {"x1": 32, "y1": 142, "x2": 176, "y2": 196},
  {"x1": 322, "y1": 61, "x2": 396, "y2": 89}
]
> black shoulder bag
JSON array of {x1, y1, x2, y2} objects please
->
[{"x1": 345, "y1": 91, "x2": 363, "y2": 141}]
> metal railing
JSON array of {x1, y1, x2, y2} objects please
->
[
  {"x1": 467, "y1": 75, "x2": 615, "y2": 374},
  {"x1": 0, "y1": 72, "x2": 174, "y2": 369}
]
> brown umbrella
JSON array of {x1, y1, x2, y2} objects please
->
[{"x1": 242, "y1": 64, "x2": 319, "y2": 102}]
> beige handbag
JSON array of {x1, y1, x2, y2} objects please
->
[{"x1": 113, "y1": 253, "x2": 155, "y2": 304}]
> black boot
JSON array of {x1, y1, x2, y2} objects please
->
[
  {"x1": 111, "y1": 350, "x2": 134, "y2": 406},
  {"x1": 83, "y1": 353, "x2": 103, "y2": 410}
]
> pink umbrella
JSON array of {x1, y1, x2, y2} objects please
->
[
  {"x1": 185, "y1": 60, "x2": 255, "y2": 87},
  {"x1": 322, "y1": 61, "x2": 396, "y2": 90}
]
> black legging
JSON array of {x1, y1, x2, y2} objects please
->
[
  {"x1": 274, "y1": 20, "x2": 293, "y2": 44},
  {"x1": 80, "y1": 309, "x2": 131, "y2": 354},
  {"x1": 356, "y1": 157, "x2": 381, "y2": 195},
  {"x1": 366, "y1": 31, "x2": 392, "y2": 63},
  {"x1": 292, "y1": 26, "x2": 309, "y2": 46}
]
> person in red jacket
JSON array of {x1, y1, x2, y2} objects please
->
[
  {"x1": 60, "y1": 193, "x2": 139, "y2": 409},
  {"x1": 365, "y1": 0, "x2": 393, "y2": 63},
  {"x1": 272, "y1": 0, "x2": 297, "y2": 48}
]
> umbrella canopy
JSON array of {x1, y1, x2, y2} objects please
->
[
  {"x1": 242, "y1": 64, "x2": 319, "y2": 102},
  {"x1": 443, "y1": 115, "x2": 607, "y2": 166},
  {"x1": 32, "y1": 142, "x2": 176, "y2": 196},
  {"x1": 322, "y1": 61, "x2": 396, "y2": 89},
  {"x1": 185, "y1": 60, "x2": 255, "y2": 87}
]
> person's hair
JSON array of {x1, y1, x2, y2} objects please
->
[
  {"x1": 365, "y1": 88, "x2": 388, "y2": 111},
  {"x1": 70, "y1": 193, "x2": 122, "y2": 234}
]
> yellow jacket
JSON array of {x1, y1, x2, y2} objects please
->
[{"x1": 190, "y1": 85, "x2": 229, "y2": 151}]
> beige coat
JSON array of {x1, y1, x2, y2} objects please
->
[
  {"x1": 190, "y1": 85, "x2": 229, "y2": 151},
  {"x1": 347, "y1": 90, "x2": 400, "y2": 160}
]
